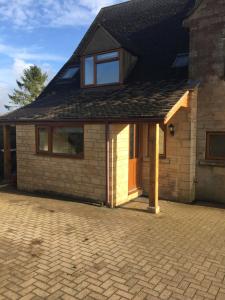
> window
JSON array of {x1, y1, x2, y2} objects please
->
[
  {"x1": 61, "y1": 67, "x2": 79, "y2": 79},
  {"x1": 97, "y1": 61, "x2": 119, "y2": 85},
  {"x1": 84, "y1": 57, "x2": 94, "y2": 85},
  {"x1": 172, "y1": 53, "x2": 189, "y2": 68},
  {"x1": 83, "y1": 50, "x2": 121, "y2": 87},
  {"x1": 206, "y1": 132, "x2": 225, "y2": 160},
  {"x1": 36, "y1": 126, "x2": 84, "y2": 158},
  {"x1": 147, "y1": 125, "x2": 166, "y2": 158},
  {"x1": 37, "y1": 127, "x2": 49, "y2": 152},
  {"x1": 129, "y1": 124, "x2": 139, "y2": 159},
  {"x1": 53, "y1": 127, "x2": 83, "y2": 155}
]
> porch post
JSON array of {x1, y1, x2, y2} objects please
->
[
  {"x1": 3, "y1": 125, "x2": 12, "y2": 181},
  {"x1": 148, "y1": 123, "x2": 160, "y2": 214}
]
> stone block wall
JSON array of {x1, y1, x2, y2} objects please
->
[
  {"x1": 109, "y1": 124, "x2": 129, "y2": 207},
  {"x1": 16, "y1": 125, "x2": 106, "y2": 202},
  {"x1": 186, "y1": 0, "x2": 225, "y2": 203}
]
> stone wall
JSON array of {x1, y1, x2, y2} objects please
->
[
  {"x1": 186, "y1": 0, "x2": 225, "y2": 203},
  {"x1": 109, "y1": 124, "x2": 129, "y2": 207},
  {"x1": 142, "y1": 91, "x2": 197, "y2": 202},
  {"x1": 16, "y1": 125, "x2": 106, "y2": 202}
]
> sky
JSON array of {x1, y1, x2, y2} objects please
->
[{"x1": 0, "y1": 0, "x2": 127, "y2": 114}]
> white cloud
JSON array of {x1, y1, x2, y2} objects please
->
[
  {"x1": 0, "y1": 43, "x2": 64, "y2": 62},
  {"x1": 0, "y1": 0, "x2": 127, "y2": 29}
]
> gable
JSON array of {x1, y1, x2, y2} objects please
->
[{"x1": 82, "y1": 26, "x2": 121, "y2": 56}]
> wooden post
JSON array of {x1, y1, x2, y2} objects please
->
[
  {"x1": 3, "y1": 125, "x2": 12, "y2": 181},
  {"x1": 148, "y1": 123, "x2": 160, "y2": 214}
]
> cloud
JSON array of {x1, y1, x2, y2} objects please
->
[
  {"x1": 0, "y1": 43, "x2": 64, "y2": 62},
  {"x1": 0, "y1": 0, "x2": 127, "y2": 29}
]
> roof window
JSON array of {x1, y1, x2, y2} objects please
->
[
  {"x1": 61, "y1": 67, "x2": 79, "y2": 79},
  {"x1": 172, "y1": 53, "x2": 189, "y2": 68}
]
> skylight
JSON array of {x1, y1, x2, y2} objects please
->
[
  {"x1": 61, "y1": 67, "x2": 79, "y2": 79},
  {"x1": 172, "y1": 53, "x2": 189, "y2": 68}
]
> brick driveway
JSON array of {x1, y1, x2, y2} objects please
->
[{"x1": 0, "y1": 188, "x2": 225, "y2": 300}]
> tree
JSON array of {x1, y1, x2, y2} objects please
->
[{"x1": 7, "y1": 65, "x2": 48, "y2": 109}]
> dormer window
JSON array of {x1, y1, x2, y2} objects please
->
[{"x1": 82, "y1": 50, "x2": 121, "y2": 87}]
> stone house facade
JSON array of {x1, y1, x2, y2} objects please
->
[
  {"x1": 0, "y1": 0, "x2": 224, "y2": 211},
  {"x1": 185, "y1": 0, "x2": 225, "y2": 203}
]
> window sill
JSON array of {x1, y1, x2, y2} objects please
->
[
  {"x1": 82, "y1": 82, "x2": 123, "y2": 89},
  {"x1": 199, "y1": 160, "x2": 225, "y2": 167},
  {"x1": 36, "y1": 152, "x2": 84, "y2": 160}
]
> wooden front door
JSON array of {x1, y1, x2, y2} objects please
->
[{"x1": 128, "y1": 124, "x2": 140, "y2": 193}]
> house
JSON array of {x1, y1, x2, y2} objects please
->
[{"x1": 0, "y1": 0, "x2": 225, "y2": 212}]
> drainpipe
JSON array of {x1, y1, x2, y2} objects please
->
[{"x1": 105, "y1": 122, "x2": 110, "y2": 207}]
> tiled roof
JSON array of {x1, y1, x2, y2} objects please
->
[
  {"x1": 0, "y1": 0, "x2": 196, "y2": 123},
  {"x1": 0, "y1": 80, "x2": 193, "y2": 122}
]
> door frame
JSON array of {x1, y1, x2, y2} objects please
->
[{"x1": 128, "y1": 124, "x2": 142, "y2": 194}]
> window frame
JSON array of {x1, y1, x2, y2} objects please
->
[
  {"x1": 36, "y1": 126, "x2": 51, "y2": 154},
  {"x1": 81, "y1": 49, "x2": 123, "y2": 88},
  {"x1": 147, "y1": 124, "x2": 167, "y2": 159},
  {"x1": 36, "y1": 124, "x2": 84, "y2": 159},
  {"x1": 206, "y1": 131, "x2": 225, "y2": 161}
]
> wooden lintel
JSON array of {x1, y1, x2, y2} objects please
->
[
  {"x1": 148, "y1": 123, "x2": 160, "y2": 214},
  {"x1": 164, "y1": 91, "x2": 190, "y2": 124}
]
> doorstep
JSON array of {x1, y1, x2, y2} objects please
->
[{"x1": 128, "y1": 188, "x2": 143, "y2": 201}]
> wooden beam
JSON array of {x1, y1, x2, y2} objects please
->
[
  {"x1": 3, "y1": 125, "x2": 12, "y2": 181},
  {"x1": 148, "y1": 123, "x2": 160, "y2": 214},
  {"x1": 164, "y1": 91, "x2": 189, "y2": 124}
]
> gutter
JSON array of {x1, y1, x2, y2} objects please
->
[{"x1": 0, "y1": 117, "x2": 164, "y2": 126}]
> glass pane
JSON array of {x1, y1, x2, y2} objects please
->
[
  {"x1": 53, "y1": 127, "x2": 84, "y2": 155},
  {"x1": 159, "y1": 126, "x2": 165, "y2": 155},
  {"x1": 97, "y1": 61, "x2": 119, "y2": 85},
  {"x1": 62, "y1": 67, "x2": 79, "y2": 79},
  {"x1": 39, "y1": 128, "x2": 48, "y2": 151},
  {"x1": 209, "y1": 134, "x2": 225, "y2": 158},
  {"x1": 172, "y1": 54, "x2": 189, "y2": 68},
  {"x1": 130, "y1": 125, "x2": 134, "y2": 159},
  {"x1": 84, "y1": 56, "x2": 94, "y2": 85},
  {"x1": 97, "y1": 51, "x2": 119, "y2": 61}
]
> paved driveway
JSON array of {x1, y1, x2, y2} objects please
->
[{"x1": 0, "y1": 188, "x2": 225, "y2": 300}]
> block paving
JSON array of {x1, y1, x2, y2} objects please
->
[{"x1": 0, "y1": 188, "x2": 225, "y2": 299}]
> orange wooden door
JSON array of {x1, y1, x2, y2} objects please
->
[{"x1": 128, "y1": 124, "x2": 140, "y2": 193}]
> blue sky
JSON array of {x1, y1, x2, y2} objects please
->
[{"x1": 0, "y1": 0, "x2": 127, "y2": 113}]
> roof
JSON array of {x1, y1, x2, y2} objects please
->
[
  {"x1": 0, "y1": 0, "x2": 196, "y2": 123},
  {"x1": 0, "y1": 80, "x2": 194, "y2": 122}
]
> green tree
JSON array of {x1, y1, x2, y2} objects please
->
[{"x1": 6, "y1": 65, "x2": 48, "y2": 109}]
